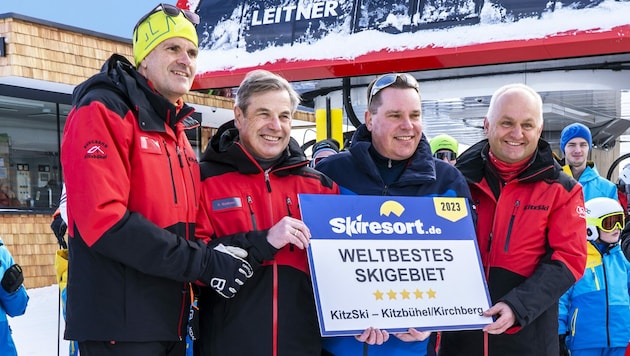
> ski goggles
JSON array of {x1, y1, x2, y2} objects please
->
[
  {"x1": 588, "y1": 212, "x2": 625, "y2": 232},
  {"x1": 368, "y1": 73, "x2": 419, "y2": 107},
  {"x1": 134, "y1": 3, "x2": 200, "y2": 33},
  {"x1": 434, "y1": 151, "x2": 457, "y2": 161}
]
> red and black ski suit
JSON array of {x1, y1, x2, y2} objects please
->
[
  {"x1": 439, "y1": 139, "x2": 587, "y2": 356},
  {"x1": 62, "y1": 54, "x2": 212, "y2": 343},
  {"x1": 194, "y1": 120, "x2": 339, "y2": 356}
]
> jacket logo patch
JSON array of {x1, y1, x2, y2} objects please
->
[
  {"x1": 212, "y1": 197, "x2": 242, "y2": 211},
  {"x1": 140, "y1": 136, "x2": 162, "y2": 154},
  {"x1": 523, "y1": 204, "x2": 549, "y2": 211},
  {"x1": 83, "y1": 140, "x2": 107, "y2": 159}
]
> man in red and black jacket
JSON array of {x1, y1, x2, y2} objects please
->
[
  {"x1": 194, "y1": 69, "x2": 340, "y2": 356},
  {"x1": 61, "y1": 5, "x2": 253, "y2": 356},
  {"x1": 440, "y1": 84, "x2": 587, "y2": 356}
]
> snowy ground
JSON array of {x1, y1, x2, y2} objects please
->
[{"x1": 10, "y1": 285, "x2": 69, "y2": 356}]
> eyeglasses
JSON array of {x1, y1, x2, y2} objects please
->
[
  {"x1": 313, "y1": 156, "x2": 327, "y2": 166},
  {"x1": 368, "y1": 73, "x2": 419, "y2": 107},
  {"x1": 434, "y1": 151, "x2": 457, "y2": 161},
  {"x1": 133, "y1": 4, "x2": 200, "y2": 33},
  {"x1": 588, "y1": 212, "x2": 625, "y2": 232}
]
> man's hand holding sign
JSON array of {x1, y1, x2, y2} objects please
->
[{"x1": 299, "y1": 194, "x2": 492, "y2": 337}]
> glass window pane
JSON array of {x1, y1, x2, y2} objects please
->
[{"x1": 0, "y1": 95, "x2": 66, "y2": 209}]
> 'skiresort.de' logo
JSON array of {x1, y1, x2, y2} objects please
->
[{"x1": 329, "y1": 200, "x2": 442, "y2": 237}]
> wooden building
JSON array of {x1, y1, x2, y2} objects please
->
[{"x1": 0, "y1": 13, "x2": 313, "y2": 288}]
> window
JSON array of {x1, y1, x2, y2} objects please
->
[
  {"x1": 0, "y1": 90, "x2": 204, "y2": 211},
  {"x1": 0, "y1": 94, "x2": 68, "y2": 210}
]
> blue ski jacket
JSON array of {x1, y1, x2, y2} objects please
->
[
  {"x1": 316, "y1": 124, "x2": 473, "y2": 356},
  {"x1": 0, "y1": 238, "x2": 29, "y2": 356},
  {"x1": 562, "y1": 163, "x2": 617, "y2": 201},
  {"x1": 559, "y1": 241, "x2": 630, "y2": 351}
]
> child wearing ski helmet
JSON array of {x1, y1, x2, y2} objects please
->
[{"x1": 558, "y1": 197, "x2": 630, "y2": 356}]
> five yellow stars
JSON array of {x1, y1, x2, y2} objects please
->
[{"x1": 372, "y1": 288, "x2": 437, "y2": 300}]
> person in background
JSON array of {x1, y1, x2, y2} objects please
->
[
  {"x1": 316, "y1": 72, "x2": 472, "y2": 356},
  {"x1": 194, "y1": 69, "x2": 340, "y2": 356},
  {"x1": 0, "y1": 182, "x2": 20, "y2": 207},
  {"x1": 617, "y1": 164, "x2": 630, "y2": 262},
  {"x1": 50, "y1": 184, "x2": 79, "y2": 356},
  {"x1": 0, "y1": 236, "x2": 28, "y2": 356},
  {"x1": 60, "y1": 4, "x2": 253, "y2": 356},
  {"x1": 439, "y1": 83, "x2": 587, "y2": 355},
  {"x1": 429, "y1": 134, "x2": 458, "y2": 165},
  {"x1": 617, "y1": 163, "x2": 630, "y2": 218},
  {"x1": 558, "y1": 197, "x2": 630, "y2": 356},
  {"x1": 559, "y1": 122, "x2": 618, "y2": 201},
  {"x1": 309, "y1": 138, "x2": 340, "y2": 167}
]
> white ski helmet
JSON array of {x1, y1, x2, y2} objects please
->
[{"x1": 585, "y1": 197, "x2": 625, "y2": 241}]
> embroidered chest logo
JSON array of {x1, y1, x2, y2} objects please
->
[
  {"x1": 83, "y1": 140, "x2": 108, "y2": 159},
  {"x1": 523, "y1": 204, "x2": 549, "y2": 211}
]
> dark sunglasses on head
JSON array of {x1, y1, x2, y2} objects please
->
[
  {"x1": 590, "y1": 212, "x2": 625, "y2": 232},
  {"x1": 368, "y1": 73, "x2": 419, "y2": 107},
  {"x1": 434, "y1": 151, "x2": 457, "y2": 161},
  {"x1": 134, "y1": 3, "x2": 200, "y2": 33}
]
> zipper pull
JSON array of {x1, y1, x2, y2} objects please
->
[
  {"x1": 176, "y1": 146, "x2": 184, "y2": 167},
  {"x1": 286, "y1": 197, "x2": 293, "y2": 217},
  {"x1": 264, "y1": 169, "x2": 271, "y2": 192},
  {"x1": 286, "y1": 196, "x2": 295, "y2": 251}
]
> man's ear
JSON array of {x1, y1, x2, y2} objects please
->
[
  {"x1": 483, "y1": 117, "x2": 489, "y2": 135},
  {"x1": 365, "y1": 111, "x2": 373, "y2": 131},
  {"x1": 234, "y1": 106, "x2": 243, "y2": 130}
]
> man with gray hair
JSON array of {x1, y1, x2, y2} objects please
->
[{"x1": 194, "y1": 69, "x2": 340, "y2": 356}]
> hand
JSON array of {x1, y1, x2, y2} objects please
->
[
  {"x1": 204, "y1": 243, "x2": 253, "y2": 298},
  {"x1": 355, "y1": 327, "x2": 389, "y2": 345},
  {"x1": 559, "y1": 334, "x2": 569, "y2": 356},
  {"x1": 1, "y1": 264, "x2": 24, "y2": 294},
  {"x1": 482, "y1": 302, "x2": 516, "y2": 334},
  {"x1": 393, "y1": 328, "x2": 432, "y2": 342},
  {"x1": 266, "y1": 216, "x2": 311, "y2": 250},
  {"x1": 50, "y1": 213, "x2": 67, "y2": 249}
]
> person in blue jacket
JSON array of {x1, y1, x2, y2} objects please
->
[
  {"x1": 316, "y1": 72, "x2": 473, "y2": 356},
  {"x1": 0, "y1": 237, "x2": 29, "y2": 356},
  {"x1": 559, "y1": 123, "x2": 618, "y2": 201},
  {"x1": 559, "y1": 197, "x2": 630, "y2": 356}
]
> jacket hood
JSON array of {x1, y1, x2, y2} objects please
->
[
  {"x1": 72, "y1": 54, "x2": 197, "y2": 132},
  {"x1": 201, "y1": 120, "x2": 308, "y2": 174}
]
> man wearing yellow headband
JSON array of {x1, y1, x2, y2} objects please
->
[{"x1": 61, "y1": 4, "x2": 254, "y2": 356}]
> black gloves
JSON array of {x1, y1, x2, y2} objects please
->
[
  {"x1": 1, "y1": 264, "x2": 24, "y2": 294},
  {"x1": 203, "y1": 243, "x2": 253, "y2": 298},
  {"x1": 559, "y1": 334, "x2": 569, "y2": 356},
  {"x1": 50, "y1": 213, "x2": 68, "y2": 249}
]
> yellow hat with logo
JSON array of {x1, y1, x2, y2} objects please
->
[{"x1": 133, "y1": 5, "x2": 199, "y2": 67}]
